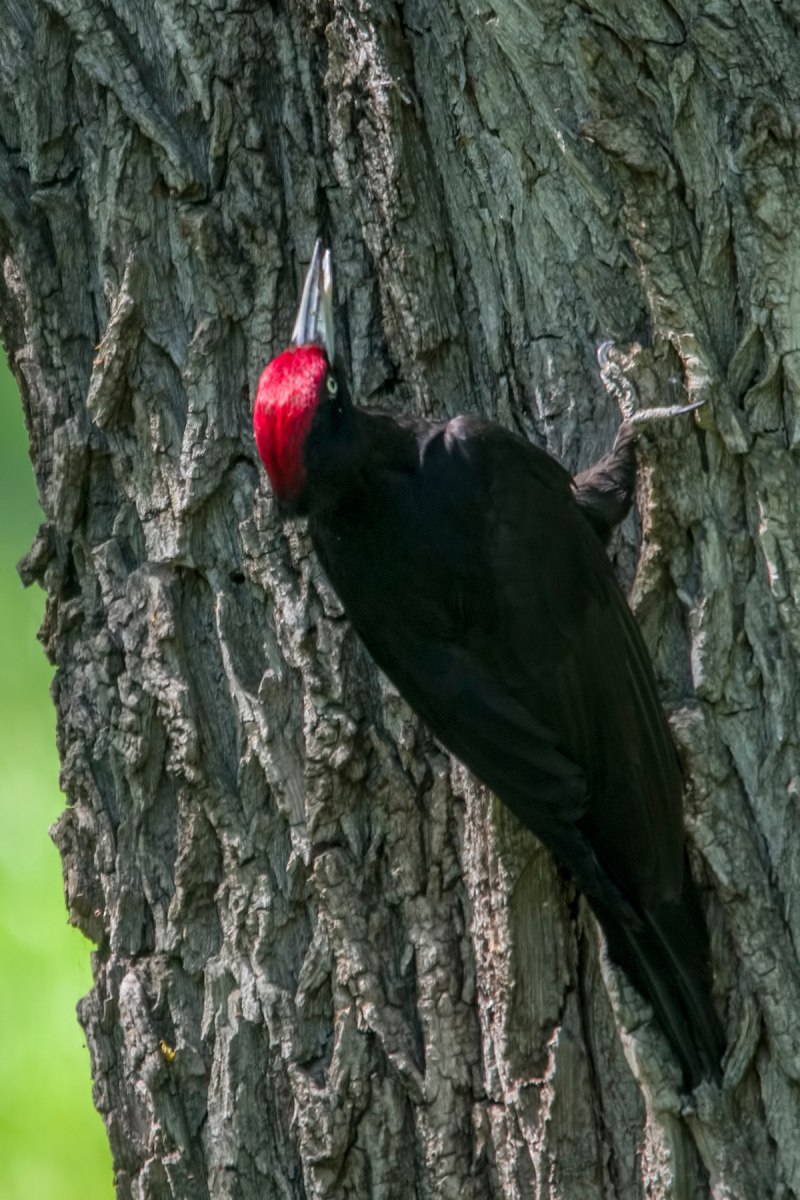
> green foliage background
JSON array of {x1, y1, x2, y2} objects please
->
[{"x1": 0, "y1": 351, "x2": 113, "y2": 1197}]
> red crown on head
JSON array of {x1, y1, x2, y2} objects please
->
[{"x1": 254, "y1": 344, "x2": 328, "y2": 500}]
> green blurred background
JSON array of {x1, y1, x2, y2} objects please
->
[{"x1": 0, "y1": 349, "x2": 114, "y2": 1197}]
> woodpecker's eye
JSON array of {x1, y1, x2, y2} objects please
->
[{"x1": 326, "y1": 375, "x2": 338, "y2": 397}]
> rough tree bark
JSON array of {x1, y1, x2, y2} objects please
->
[{"x1": 1, "y1": 2, "x2": 798, "y2": 1197}]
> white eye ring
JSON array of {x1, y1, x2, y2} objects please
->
[{"x1": 326, "y1": 375, "x2": 338, "y2": 396}]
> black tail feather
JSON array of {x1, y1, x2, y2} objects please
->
[{"x1": 594, "y1": 861, "x2": 724, "y2": 1087}]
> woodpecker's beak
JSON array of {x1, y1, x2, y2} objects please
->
[{"x1": 291, "y1": 239, "x2": 334, "y2": 362}]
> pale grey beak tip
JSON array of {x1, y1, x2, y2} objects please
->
[{"x1": 290, "y1": 240, "x2": 335, "y2": 362}]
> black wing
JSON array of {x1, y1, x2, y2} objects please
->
[
  {"x1": 318, "y1": 412, "x2": 684, "y2": 912},
  {"x1": 310, "y1": 410, "x2": 722, "y2": 1083}
]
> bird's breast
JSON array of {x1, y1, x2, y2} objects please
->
[{"x1": 308, "y1": 469, "x2": 489, "y2": 648}]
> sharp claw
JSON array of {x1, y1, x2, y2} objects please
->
[
  {"x1": 597, "y1": 341, "x2": 706, "y2": 428},
  {"x1": 627, "y1": 397, "x2": 706, "y2": 426},
  {"x1": 596, "y1": 340, "x2": 615, "y2": 370}
]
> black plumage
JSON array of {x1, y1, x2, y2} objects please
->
[{"x1": 253, "y1": 246, "x2": 723, "y2": 1087}]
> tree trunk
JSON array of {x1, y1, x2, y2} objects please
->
[{"x1": 1, "y1": 2, "x2": 797, "y2": 1196}]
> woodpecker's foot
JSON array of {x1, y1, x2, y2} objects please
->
[
  {"x1": 596, "y1": 340, "x2": 706, "y2": 429},
  {"x1": 575, "y1": 343, "x2": 705, "y2": 542},
  {"x1": 596, "y1": 340, "x2": 637, "y2": 422},
  {"x1": 626, "y1": 396, "x2": 706, "y2": 427}
]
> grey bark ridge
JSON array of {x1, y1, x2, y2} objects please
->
[{"x1": 1, "y1": 2, "x2": 797, "y2": 1198}]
